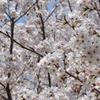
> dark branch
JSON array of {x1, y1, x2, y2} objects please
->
[
  {"x1": 6, "y1": 73, "x2": 12, "y2": 100},
  {"x1": 39, "y1": 14, "x2": 46, "y2": 40},
  {"x1": 10, "y1": 18, "x2": 15, "y2": 54},
  {"x1": 68, "y1": 0, "x2": 72, "y2": 12},
  {"x1": 64, "y1": 15, "x2": 74, "y2": 30},
  {"x1": 48, "y1": 73, "x2": 51, "y2": 87},
  {"x1": 5, "y1": 12, "x2": 12, "y2": 20},
  {"x1": 93, "y1": 88, "x2": 100, "y2": 94},
  {"x1": 0, "y1": 82, "x2": 5, "y2": 89},
  {"x1": 0, "y1": 31, "x2": 43, "y2": 57},
  {"x1": 6, "y1": 83, "x2": 12, "y2": 100},
  {"x1": 65, "y1": 71, "x2": 82, "y2": 82},
  {"x1": 63, "y1": 51, "x2": 66, "y2": 70},
  {"x1": 37, "y1": 68, "x2": 42, "y2": 94},
  {"x1": 94, "y1": 2, "x2": 100, "y2": 18}
]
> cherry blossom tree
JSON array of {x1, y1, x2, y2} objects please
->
[{"x1": 0, "y1": 0, "x2": 100, "y2": 100}]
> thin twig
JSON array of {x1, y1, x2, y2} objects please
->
[
  {"x1": 64, "y1": 15, "x2": 75, "y2": 30},
  {"x1": 63, "y1": 51, "x2": 66, "y2": 71},
  {"x1": 7, "y1": 0, "x2": 11, "y2": 16},
  {"x1": 15, "y1": 2, "x2": 37, "y2": 23},
  {"x1": 94, "y1": 2, "x2": 100, "y2": 18},
  {"x1": 65, "y1": 71, "x2": 82, "y2": 82},
  {"x1": 44, "y1": 6, "x2": 58, "y2": 22},
  {"x1": 0, "y1": 82, "x2": 5, "y2": 89},
  {"x1": 5, "y1": 12, "x2": 12, "y2": 21},
  {"x1": 68, "y1": 0, "x2": 72, "y2": 12},
  {"x1": 23, "y1": 77, "x2": 37, "y2": 85}
]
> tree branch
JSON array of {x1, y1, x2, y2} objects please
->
[
  {"x1": 44, "y1": 6, "x2": 58, "y2": 22},
  {"x1": 48, "y1": 73, "x2": 51, "y2": 87},
  {"x1": 65, "y1": 71, "x2": 82, "y2": 82},
  {"x1": 0, "y1": 94, "x2": 7, "y2": 100},
  {"x1": 93, "y1": 88, "x2": 100, "y2": 94},
  {"x1": 39, "y1": 14, "x2": 46, "y2": 40},
  {"x1": 68, "y1": 0, "x2": 72, "y2": 12},
  {"x1": 0, "y1": 82, "x2": 5, "y2": 89},
  {"x1": 15, "y1": 2, "x2": 37, "y2": 23},
  {"x1": 94, "y1": 2, "x2": 100, "y2": 18},
  {"x1": 0, "y1": 31, "x2": 43, "y2": 57},
  {"x1": 5, "y1": 73, "x2": 12, "y2": 100},
  {"x1": 10, "y1": 18, "x2": 15, "y2": 54},
  {"x1": 6, "y1": 83, "x2": 12, "y2": 100},
  {"x1": 37, "y1": 68, "x2": 42, "y2": 94},
  {"x1": 5, "y1": 12, "x2": 12, "y2": 21},
  {"x1": 64, "y1": 15, "x2": 75, "y2": 30}
]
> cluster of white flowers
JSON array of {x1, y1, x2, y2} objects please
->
[
  {"x1": 0, "y1": 0, "x2": 100, "y2": 100},
  {"x1": 0, "y1": 0, "x2": 7, "y2": 13}
]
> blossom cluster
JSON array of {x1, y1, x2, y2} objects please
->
[{"x1": 0, "y1": 0, "x2": 100, "y2": 100}]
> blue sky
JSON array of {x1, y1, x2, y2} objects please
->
[
  {"x1": 18, "y1": 0, "x2": 55, "y2": 23},
  {"x1": 48, "y1": 0, "x2": 56, "y2": 11}
]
